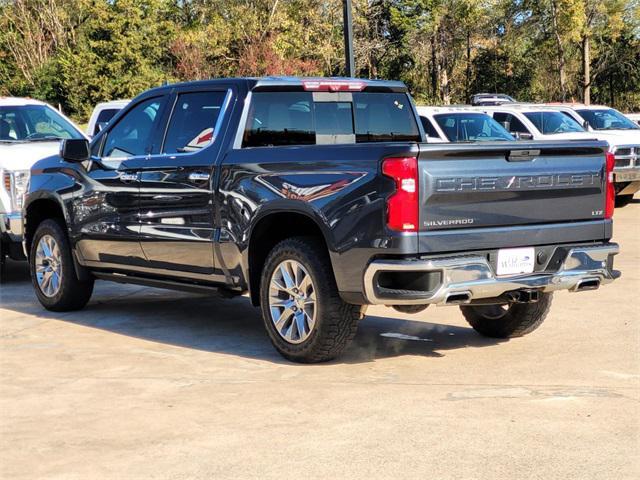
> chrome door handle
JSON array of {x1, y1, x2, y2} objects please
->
[
  {"x1": 119, "y1": 172, "x2": 138, "y2": 182},
  {"x1": 188, "y1": 172, "x2": 210, "y2": 182}
]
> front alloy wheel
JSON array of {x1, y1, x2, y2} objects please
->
[
  {"x1": 30, "y1": 219, "x2": 94, "y2": 311},
  {"x1": 34, "y1": 234, "x2": 63, "y2": 297}
]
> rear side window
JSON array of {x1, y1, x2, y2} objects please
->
[
  {"x1": 493, "y1": 112, "x2": 529, "y2": 135},
  {"x1": 163, "y1": 91, "x2": 228, "y2": 154},
  {"x1": 242, "y1": 91, "x2": 420, "y2": 147},
  {"x1": 420, "y1": 116, "x2": 441, "y2": 138}
]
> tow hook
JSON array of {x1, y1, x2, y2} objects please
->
[{"x1": 506, "y1": 289, "x2": 540, "y2": 303}]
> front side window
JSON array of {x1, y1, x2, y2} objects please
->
[
  {"x1": 0, "y1": 105, "x2": 82, "y2": 142},
  {"x1": 242, "y1": 91, "x2": 421, "y2": 148},
  {"x1": 493, "y1": 112, "x2": 530, "y2": 135},
  {"x1": 163, "y1": 91, "x2": 228, "y2": 154},
  {"x1": 93, "y1": 108, "x2": 121, "y2": 136},
  {"x1": 576, "y1": 108, "x2": 640, "y2": 131},
  {"x1": 524, "y1": 111, "x2": 584, "y2": 134},
  {"x1": 102, "y1": 97, "x2": 163, "y2": 158},
  {"x1": 434, "y1": 113, "x2": 513, "y2": 142}
]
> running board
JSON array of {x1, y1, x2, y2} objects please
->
[{"x1": 92, "y1": 271, "x2": 243, "y2": 297}]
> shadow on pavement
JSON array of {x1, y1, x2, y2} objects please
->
[{"x1": 1, "y1": 258, "x2": 503, "y2": 364}]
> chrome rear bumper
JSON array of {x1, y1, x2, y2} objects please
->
[{"x1": 363, "y1": 244, "x2": 620, "y2": 305}]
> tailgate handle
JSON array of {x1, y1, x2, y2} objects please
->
[{"x1": 507, "y1": 149, "x2": 540, "y2": 162}]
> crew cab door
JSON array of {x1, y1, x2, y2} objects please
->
[
  {"x1": 136, "y1": 87, "x2": 233, "y2": 276},
  {"x1": 73, "y1": 95, "x2": 169, "y2": 268}
]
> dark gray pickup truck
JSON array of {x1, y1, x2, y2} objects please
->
[{"x1": 23, "y1": 77, "x2": 620, "y2": 362}]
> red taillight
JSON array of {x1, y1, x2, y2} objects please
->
[
  {"x1": 605, "y1": 151, "x2": 615, "y2": 219},
  {"x1": 382, "y1": 157, "x2": 418, "y2": 232}
]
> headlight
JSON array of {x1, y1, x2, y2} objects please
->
[{"x1": 2, "y1": 170, "x2": 30, "y2": 212}]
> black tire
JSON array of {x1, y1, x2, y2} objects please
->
[
  {"x1": 615, "y1": 194, "x2": 634, "y2": 208},
  {"x1": 29, "y1": 219, "x2": 94, "y2": 311},
  {"x1": 460, "y1": 292, "x2": 553, "y2": 338},
  {"x1": 259, "y1": 237, "x2": 364, "y2": 363}
]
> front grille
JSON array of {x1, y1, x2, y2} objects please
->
[{"x1": 613, "y1": 145, "x2": 639, "y2": 170}]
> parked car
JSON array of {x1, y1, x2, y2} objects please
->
[
  {"x1": 86, "y1": 99, "x2": 129, "y2": 137},
  {"x1": 470, "y1": 93, "x2": 516, "y2": 106},
  {"x1": 417, "y1": 106, "x2": 514, "y2": 143},
  {"x1": 544, "y1": 104, "x2": 640, "y2": 207},
  {"x1": 0, "y1": 97, "x2": 86, "y2": 264},
  {"x1": 477, "y1": 105, "x2": 593, "y2": 140},
  {"x1": 23, "y1": 77, "x2": 619, "y2": 362}
]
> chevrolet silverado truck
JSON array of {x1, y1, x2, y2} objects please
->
[{"x1": 23, "y1": 77, "x2": 620, "y2": 362}]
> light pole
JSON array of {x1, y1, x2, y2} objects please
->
[{"x1": 343, "y1": 0, "x2": 355, "y2": 77}]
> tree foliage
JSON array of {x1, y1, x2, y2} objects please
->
[{"x1": 1, "y1": 0, "x2": 638, "y2": 120}]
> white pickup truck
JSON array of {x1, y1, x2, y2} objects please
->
[
  {"x1": 0, "y1": 97, "x2": 86, "y2": 263},
  {"x1": 478, "y1": 104, "x2": 639, "y2": 207},
  {"x1": 544, "y1": 104, "x2": 640, "y2": 206}
]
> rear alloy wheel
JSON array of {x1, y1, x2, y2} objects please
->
[
  {"x1": 260, "y1": 237, "x2": 364, "y2": 363},
  {"x1": 460, "y1": 292, "x2": 553, "y2": 338},
  {"x1": 30, "y1": 219, "x2": 94, "y2": 311}
]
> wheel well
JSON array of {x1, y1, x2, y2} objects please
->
[
  {"x1": 248, "y1": 212, "x2": 330, "y2": 306},
  {"x1": 25, "y1": 199, "x2": 65, "y2": 255}
]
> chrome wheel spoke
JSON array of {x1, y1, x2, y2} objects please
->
[{"x1": 280, "y1": 264, "x2": 295, "y2": 290}]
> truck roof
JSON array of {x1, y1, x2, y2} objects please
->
[
  {"x1": 477, "y1": 104, "x2": 570, "y2": 114},
  {"x1": 0, "y1": 97, "x2": 48, "y2": 107},
  {"x1": 417, "y1": 105, "x2": 490, "y2": 114},
  {"x1": 140, "y1": 77, "x2": 408, "y2": 98}
]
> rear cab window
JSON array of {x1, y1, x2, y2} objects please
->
[{"x1": 242, "y1": 91, "x2": 421, "y2": 148}]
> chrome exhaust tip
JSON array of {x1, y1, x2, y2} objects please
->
[
  {"x1": 445, "y1": 291, "x2": 472, "y2": 305},
  {"x1": 574, "y1": 278, "x2": 601, "y2": 292}
]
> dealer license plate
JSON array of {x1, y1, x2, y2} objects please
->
[{"x1": 496, "y1": 247, "x2": 535, "y2": 276}]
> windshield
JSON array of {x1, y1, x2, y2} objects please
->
[
  {"x1": 434, "y1": 113, "x2": 514, "y2": 142},
  {"x1": 523, "y1": 111, "x2": 585, "y2": 134},
  {"x1": 0, "y1": 105, "x2": 83, "y2": 143},
  {"x1": 576, "y1": 108, "x2": 640, "y2": 131}
]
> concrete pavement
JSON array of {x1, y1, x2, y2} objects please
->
[{"x1": 1, "y1": 202, "x2": 639, "y2": 479}]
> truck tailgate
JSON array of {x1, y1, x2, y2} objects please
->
[{"x1": 417, "y1": 141, "x2": 610, "y2": 251}]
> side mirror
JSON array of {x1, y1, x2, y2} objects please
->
[
  {"x1": 515, "y1": 132, "x2": 534, "y2": 140},
  {"x1": 60, "y1": 138, "x2": 90, "y2": 163},
  {"x1": 97, "y1": 122, "x2": 108, "y2": 132},
  {"x1": 582, "y1": 120, "x2": 590, "y2": 130},
  {"x1": 500, "y1": 121, "x2": 509, "y2": 130}
]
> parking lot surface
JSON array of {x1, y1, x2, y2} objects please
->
[{"x1": 1, "y1": 202, "x2": 639, "y2": 479}]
